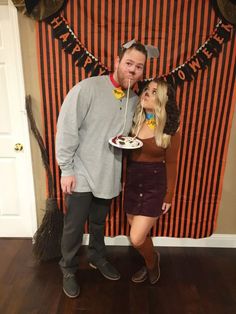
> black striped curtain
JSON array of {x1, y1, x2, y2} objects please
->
[{"x1": 36, "y1": 0, "x2": 236, "y2": 238}]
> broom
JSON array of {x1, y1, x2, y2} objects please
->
[{"x1": 25, "y1": 95, "x2": 63, "y2": 261}]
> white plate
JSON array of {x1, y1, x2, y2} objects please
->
[{"x1": 109, "y1": 136, "x2": 143, "y2": 149}]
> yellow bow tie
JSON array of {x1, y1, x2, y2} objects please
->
[{"x1": 113, "y1": 88, "x2": 125, "y2": 100}]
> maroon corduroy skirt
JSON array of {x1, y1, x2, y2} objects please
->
[{"x1": 124, "y1": 161, "x2": 167, "y2": 217}]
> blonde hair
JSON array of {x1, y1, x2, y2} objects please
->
[{"x1": 132, "y1": 79, "x2": 171, "y2": 148}]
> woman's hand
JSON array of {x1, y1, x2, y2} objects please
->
[{"x1": 162, "y1": 202, "x2": 171, "y2": 214}]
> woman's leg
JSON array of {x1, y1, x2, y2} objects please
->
[
  {"x1": 129, "y1": 215, "x2": 157, "y2": 267},
  {"x1": 126, "y1": 213, "x2": 134, "y2": 226},
  {"x1": 127, "y1": 214, "x2": 160, "y2": 284}
]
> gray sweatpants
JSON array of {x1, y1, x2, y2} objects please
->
[{"x1": 59, "y1": 192, "x2": 111, "y2": 275}]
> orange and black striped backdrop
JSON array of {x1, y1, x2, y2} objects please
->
[{"x1": 36, "y1": 0, "x2": 236, "y2": 238}]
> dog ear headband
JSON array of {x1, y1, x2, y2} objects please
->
[{"x1": 122, "y1": 39, "x2": 160, "y2": 58}]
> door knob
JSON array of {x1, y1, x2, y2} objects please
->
[{"x1": 14, "y1": 143, "x2": 23, "y2": 151}]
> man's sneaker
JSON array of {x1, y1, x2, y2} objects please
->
[
  {"x1": 131, "y1": 266, "x2": 147, "y2": 283},
  {"x1": 89, "y1": 260, "x2": 121, "y2": 280},
  {"x1": 147, "y1": 251, "x2": 160, "y2": 284},
  {"x1": 63, "y1": 273, "x2": 80, "y2": 298}
]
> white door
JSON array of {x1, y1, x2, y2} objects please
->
[{"x1": 0, "y1": 3, "x2": 37, "y2": 237}]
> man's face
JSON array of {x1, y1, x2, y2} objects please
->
[{"x1": 114, "y1": 49, "x2": 146, "y2": 89}]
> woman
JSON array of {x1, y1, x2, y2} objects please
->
[{"x1": 124, "y1": 78, "x2": 180, "y2": 284}]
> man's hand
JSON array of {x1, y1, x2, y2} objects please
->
[
  {"x1": 162, "y1": 202, "x2": 171, "y2": 215},
  {"x1": 61, "y1": 176, "x2": 76, "y2": 194}
]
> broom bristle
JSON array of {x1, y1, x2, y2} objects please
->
[
  {"x1": 26, "y1": 96, "x2": 64, "y2": 262},
  {"x1": 32, "y1": 198, "x2": 63, "y2": 261}
]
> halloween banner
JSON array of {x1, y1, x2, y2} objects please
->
[
  {"x1": 37, "y1": 0, "x2": 236, "y2": 238},
  {"x1": 46, "y1": 14, "x2": 233, "y2": 91}
]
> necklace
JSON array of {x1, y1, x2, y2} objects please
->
[{"x1": 145, "y1": 113, "x2": 156, "y2": 129}]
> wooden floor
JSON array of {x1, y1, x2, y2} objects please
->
[{"x1": 0, "y1": 239, "x2": 235, "y2": 314}]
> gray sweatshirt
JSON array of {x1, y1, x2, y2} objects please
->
[{"x1": 56, "y1": 75, "x2": 138, "y2": 199}]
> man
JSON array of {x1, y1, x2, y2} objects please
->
[{"x1": 56, "y1": 42, "x2": 147, "y2": 298}]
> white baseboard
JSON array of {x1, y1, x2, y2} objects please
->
[{"x1": 82, "y1": 234, "x2": 236, "y2": 248}]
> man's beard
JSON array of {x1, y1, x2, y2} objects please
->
[
  {"x1": 116, "y1": 66, "x2": 137, "y2": 88},
  {"x1": 118, "y1": 74, "x2": 134, "y2": 89}
]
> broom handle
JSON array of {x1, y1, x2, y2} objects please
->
[{"x1": 25, "y1": 95, "x2": 54, "y2": 198}]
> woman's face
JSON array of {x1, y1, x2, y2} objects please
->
[{"x1": 140, "y1": 81, "x2": 158, "y2": 112}]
